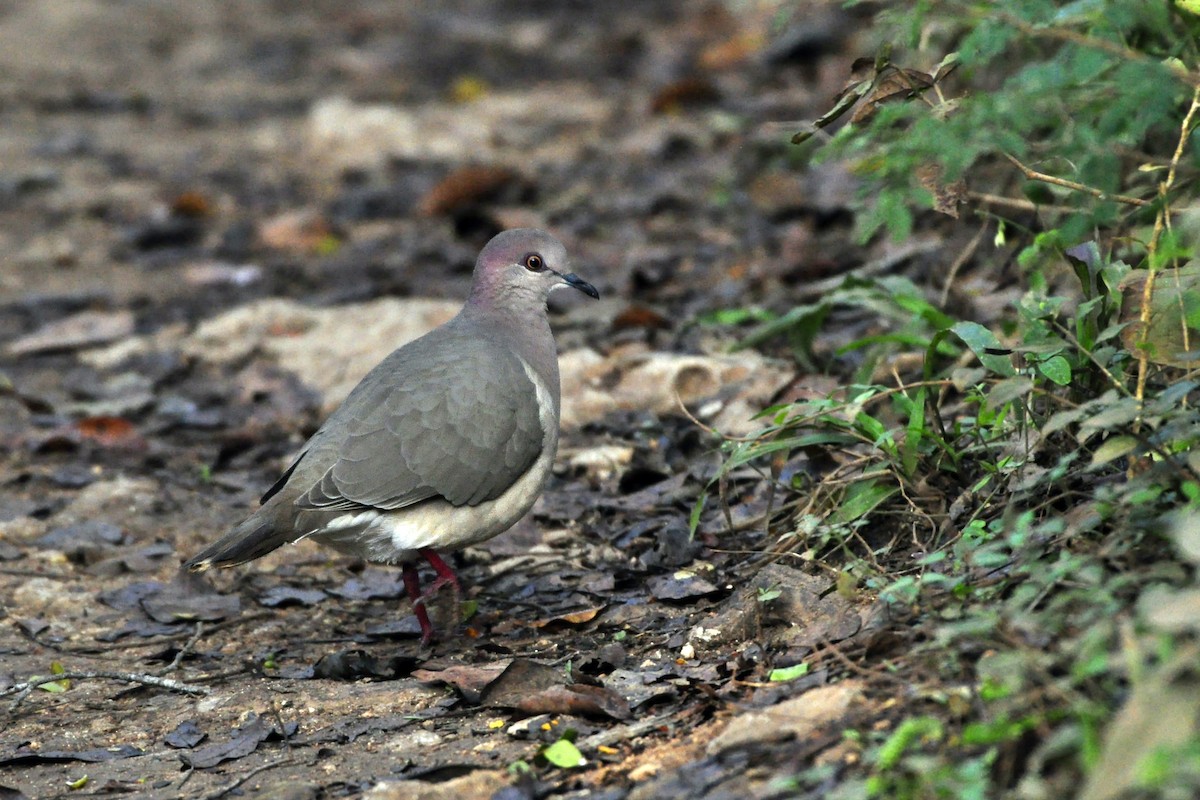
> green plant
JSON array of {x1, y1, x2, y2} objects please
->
[{"x1": 696, "y1": 1, "x2": 1200, "y2": 795}]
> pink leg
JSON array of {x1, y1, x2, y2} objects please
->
[
  {"x1": 403, "y1": 562, "x2": 435, "y2": 645},
  {"x1": 404, "y1": 550, "x2": 462, "y2": 645},
  {"x1": 419, "y1": 548, "x2": 461, "y2": 595}
]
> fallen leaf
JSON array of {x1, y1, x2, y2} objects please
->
[
  {"x1": 170, "y1": 190, "x2": 212, "y2": 218},
  {"x1": 70, "y1": 416, "x2": 145, "y2": 450},
  {"x1": 480, "y1": 659, "x2": 632, "y2": 720},
  {"x1": 258, "y1": 586, "x2": 328, "y2": 608},
  {"x1": 528, "y1": 606, "x2": 606, "y2": 629},
  {"x1": 258, "y1": 208, "x2": 336, "y2": 254},
  {"x1": 650, "y1": 78, "x2": 719, "y2": 114},
  {"x1": 180, "y1": 714, "x2": 273, "y2": 769},
  {"x1": 0, "y1": 745, "x2": 143, "y2": 767},
  {"x1": 648, "y1": 572, "x2": 720, "y2": 601},
  {"x1": 414, "y1": 663, "x2": 510, "y2": 703},
  {"x1": 611, "y1": 305, "x2": 671, "y2": 332},
  {"x1": 6, "y1": 310, "x2": 135, "y2": 356},
  {"x1": 418, "y1": 165, "x2": 521, "y2": 216},
  {"x1": 541, "y1": 738, "x2": 587, "y2": 768},
  {"x1": 164, "y1": 721, "x2": 207, "y2": 749}
]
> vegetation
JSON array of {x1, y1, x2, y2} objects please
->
[{"x1": 707, "y1": 1, "x2": 1200, "y2": 796}]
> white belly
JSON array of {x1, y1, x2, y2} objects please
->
[{"x1": 302, "y1": 356, "x2": 558, "y2": 563}]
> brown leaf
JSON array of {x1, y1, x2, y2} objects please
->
[
  {"x1": 650, "y1": 78, "x2": 719, "y2": 114},
  {"x1": 611, "y1": 306, "x2": 671, "y2": 332},
  {"x1": 418, "y1": 165, "x2": 520, "y2": 217},
  {"x1": 72, "y1": 416, "x2": 145, "y2": 450},
  {"x1": 514, "y1": 683, "x2": 632, "y2": 721},
  {"x1": 414, "y1": 663, "x2": 509, "y2": 703},
  {"x1": 916, "y1": 164, "x2": 967, "y2": 218},
  {"x1": 699, "y1": 32, "x2": 766, "y2": 70},
  {"x1": 849, "y1": 65, "x2": 934, "y2": 125},
  {"x1": 480, "y1": 659, "x2": 631, "y2": 720},
  {"x1": 258, "y1": 209, "x2": 336, "y2": 254},
  {"x1": 170, "y1": 190, "x2": 212, "y2": 218},
  {"x1": 528, "y1": 606, "x2": 606, "y2": 629}
]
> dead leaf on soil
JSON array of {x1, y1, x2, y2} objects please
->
[
  {"x1": 258, "y1": 585, "x2": 328, "y2": 608},
  {"x1": 0, "y1": 744, "x2": 143, "y2": 767},
  {"x1": 414, "y1": 662, "x2": 510, "y2": 704},
  {"x1": 650, "y1": 77, "x2": 719, "y2": 114},
  {"x1": 418, "y1": 165, "x2": 521, "y2": 216},
  {"x1": 140, "y1": 573, "x2": 241, "y2": 623},
  {"x1": 258, "y1": 208, "x2": 337, "y2": 254},
  {"x1": 648, "y1": 570, "x2": 720, "y2": 601},
  {"x1": 527, "y1": 606, "x2": 606, "y2": 630},
  {"x1": 71, "y1": 416, "x2": 146, "y2": 450},
  {"x1": 5, "y1": 309, "x2": 134, "y2": 356},
  {"x1": 311, "y1": 649, "x2": 419, "y2": 681},
  {"x1": 164, "y1": 720, "x2": 207, "y2": 749},
  {"x1": 479, "y1": 659, "x2": 632, "y2": 720},
  {"x1": 180, "y1": 713, "x2": 278, "y2": 770}
]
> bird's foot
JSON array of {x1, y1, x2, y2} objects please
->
[{"x1": 404, "y1": 550, "x2": 463, "y2": 645}]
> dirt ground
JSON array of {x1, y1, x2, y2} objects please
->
[{"x1": 0, "y1": 3, "x2": 934, "y2": 798}]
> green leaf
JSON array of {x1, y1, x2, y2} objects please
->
[
  {"x1": 1090, "y1": 435, "x2": 1139, "y2": 466},
  {"x1": 460, "y1": 599, "x2": 478, "y2": 621},
  {"x1": 542, "y1": 739, "x2": 587, "y2": 769},
  {"x1": 687, "y1": 493, "x2": 706, "y2": 538},
  {"x1": 828, "y1": 478, "x2": 898, "y2": 525},
  {"x1": 877, "y1": 717, "x2": 944, "y2": 770},
  {"x1": 38, "y1": 661, "x2": 70, "y2": 693},
  {"x1": 988, "y1": 376, "x2": 1034, "y2": 407},
  {"x1": 1037, "y1": 355, "x2": 1072, "y2": 386},
  {"x1": 950, "y1": 321, "x2": 1016, "y2": 377},
  {"x1": 769, "y1": 663, "x2": 810, "y2": 682}
]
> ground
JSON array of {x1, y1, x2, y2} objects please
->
[{"x1": 1, "y1": 3, "x2": 952, "y2": 798}]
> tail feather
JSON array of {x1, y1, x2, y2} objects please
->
[{"x1": 183, "y1": 514, "x2": 291, "y2": 572}]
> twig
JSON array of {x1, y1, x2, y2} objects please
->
[
  {"x1": 795, "y1": 239, "x2": 943, "y2": 301},
  {"x1": 939, "y1": 220, "x2": 987, "y2": 307},
  {"x1": 1002, "y1": 153, "x2": 1150, "y2": 207},
  {"x1": 990, "y1": 10, "x2": 1200, "y2": 88},
  {"x1": 155, "y1": 622, "x2": 205, "y2": 676},
  {"x1": 195, "y1": 757, "x2": 298, "y2": 800},
  {"x1": 1136, "y1": 85, "x2": 1200, "y2": 423},
  {"x1": 68, "y1": 611, "x2": 273, "y2": 653},
  {"x1": 966, "y1": 190, "x2": 1077, "y2": 215},
  {"x1": 3, "y1": 669, "x2": 209, "y2": 711},
  {"x1": 580, "y1": 709, "x2": 685, "y2": 749},
  {"x1": 811, "y1": 638, "x2": 908, "y2": 686}
]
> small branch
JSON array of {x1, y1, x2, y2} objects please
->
[
  {"x1": 195, "y1": 757, "x2": 298, "y2": 800},
  {"x1": 3, "y1": 670, "x2": 210, "y2": 711},
  {"x1": 155, "y1": 622, "x2": 205, "y2": 676},
  {"x1": 992, "y1": 10, "x2": 1200, "y2": 88},
  {"x1": 967, "y1": 190, "x2": 1077, "y2": 215},
  {"x1": 1136, "y1": 85, "x2": 1200, "y2": 423},
  {"x1": 1003, "y1": 153, "x2": 1150, "y2": 207},
  {"x1": 939, "y1": 220, "x2": 987, "y2": 307}
]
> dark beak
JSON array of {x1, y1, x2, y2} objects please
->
[{"x1": 561, "y1": 272, "x2": 600, "y2": 299}]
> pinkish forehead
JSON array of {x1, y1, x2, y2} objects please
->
[{"x1": 478, "y1": 229, "x2": 566, "y2": 271}]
